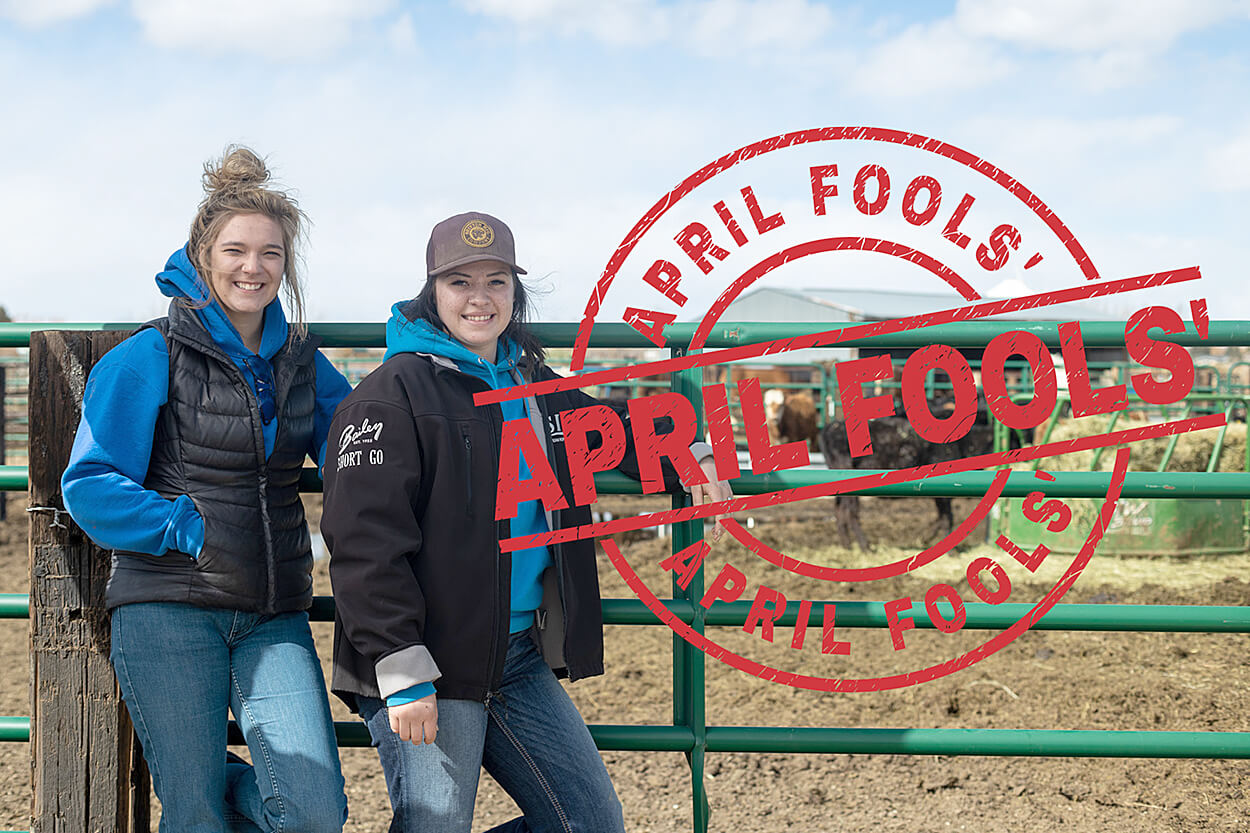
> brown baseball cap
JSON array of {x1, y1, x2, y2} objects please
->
[{"x1": 426, "y1": 211, "x2": 527, "y2": 277}]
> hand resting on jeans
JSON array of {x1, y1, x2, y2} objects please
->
[{"x1": 390, "y1": 693, "x2": 439, "y2": 745}]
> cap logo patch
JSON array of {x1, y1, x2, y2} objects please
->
[{"x1": 461, "y1": 219, "x2": 494, "y2": 248}]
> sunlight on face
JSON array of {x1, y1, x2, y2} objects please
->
[{"x1": 207, "y1": 213, "x2": 284, "y2": 340}]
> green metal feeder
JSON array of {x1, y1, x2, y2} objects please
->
[{"x1": 995, "y1": 392, "x2": 1250, "y2": 556}]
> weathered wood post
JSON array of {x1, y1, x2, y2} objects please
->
[{"x1": 28, "y1": 330, "x2": 150, "y2": 833}]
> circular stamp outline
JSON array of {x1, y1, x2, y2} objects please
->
[
  {"x1": 581, "y1": 126, "x2": 1120, "y2": 691},
  {"x1": 602, "y1": 449, "x2": 1129, "y2": 692},
  {"x1": 571, "y1": 126, "x2": 1100, "y2": 370},
  {"x1": 722, "y1": 468, "x2": 1012, "y2": 582}
]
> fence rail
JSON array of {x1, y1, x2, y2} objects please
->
[{"x1": 4, "y1": 319, "x2": 1250, "y2": 833}]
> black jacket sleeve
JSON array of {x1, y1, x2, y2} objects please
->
[{"x1": 322, "y1": 396, "x2": 440, "y2": 698}]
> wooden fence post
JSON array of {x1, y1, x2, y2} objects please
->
[{"x1": 28, "y1": 330, "x2": 149, "y2": 833}]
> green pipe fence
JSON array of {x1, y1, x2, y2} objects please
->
[
  {"x1": 0, "y1": 594, "x2": 28, "y2": 619},
  {"x1": 0, "y1": 468, "x2": 25, "y2": 491},
  {"x1": 313, "y1": 725, "x2": 1250, "y2": 759},
  {"x1": 0, "y1": 717, "x2": 29, "y2": 743},
  {"x1": 668, "y1": 344, "x2": 711, "y2": 829},
  {"x1": 603, "y1": 599, "x2": 1250, "y2": 632},
  {"x1": 8, "y1": 465, "x2": 1250, "y2": 499},
  {"x1": 698, "y1": 726, "x2": 1250, "y2": 758},
  {"x1": 230, "y1": 720, "x2": 1250, "y2": 758},
  {"x1": 7, "y1": 320, "x2": 1247, "y2": 462},
  {"x1": 5, "y1": 320, "x2": 1250, "y2": 833},
  {"x1": 5, "y1": 319, "x2": 1248, "y2": 349}
]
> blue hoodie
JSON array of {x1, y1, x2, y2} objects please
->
[
  {"x1": 60, "y1": 245, "x2": 351, "y2": 559},
  {"x1": 382, "y1": 303, "x2": 554, "y2": 706}
]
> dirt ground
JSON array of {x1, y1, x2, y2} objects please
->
[{"x1": 1, "y1": 490, "x2": 1249, "y2": 832}]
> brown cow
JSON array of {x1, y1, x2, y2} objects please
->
[{"x1": 773, "y1": 391, "x2": 821, "y2": 452}]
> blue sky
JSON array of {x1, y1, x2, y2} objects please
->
[{"x1": 0, "y1": 0, "x2": 1247, "y2": 326}]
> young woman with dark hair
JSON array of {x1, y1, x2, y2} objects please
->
[{"x1": 322, "y1": 210, "x2": 730, "y2": 833}]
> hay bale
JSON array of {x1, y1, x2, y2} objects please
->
[{"x1": 1028, "y1": 414, "x2": 1246, "y2": 472}]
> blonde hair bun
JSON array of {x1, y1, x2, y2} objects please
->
[
  {"x1": 202, "y1": 145, "x2": 271, "y2": 194},
  {"x1": 187, "y1": 144, "x2": 309, "y2": 336}
]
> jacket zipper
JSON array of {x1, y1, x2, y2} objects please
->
[
  {"x1": 435, "y1": 363, "x2": 513, "y2": 700},
  {"x1": 530, "y1": 391, "x2": 571, "y2": 673},
  {"x1": 462, "y1": 431, "x2": 474, "y2": 510},
  {"x1": 475, "y1": 374, "x2": 507, "y2": 696},
  {"x1": 250, "y1": 361, "x2": 277, "y2": 613},
  {"x1": 547, "y1": 417, "x2": 572, "y2": 675},
  {"x1": 230, "y1": 345, "x2": 278, "y2": 612},
  {"x1": 492, "y1": 421, "x2": 511, "y2": 692},
  {"x1": 553, "y1": 520, "x2": 570, "y2": 671}
]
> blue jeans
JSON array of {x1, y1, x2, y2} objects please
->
[
  {"x1": 359, "y1": 630, "x2": 625, "y2": 833},
  {"x1": 110, "y1": 602, "x2": 348, "y2": 833}
]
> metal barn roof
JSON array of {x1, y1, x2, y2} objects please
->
[
  {"x1": 719, "y1": 286, "x2": 1110, "y2": 322},
  {"x1": 695, "y1": 286, "x2": 1116, "y2": 366}
]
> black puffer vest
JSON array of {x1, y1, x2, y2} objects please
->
[{"x1": 105, "y1": 301, "x2": 320, "y2": 613}]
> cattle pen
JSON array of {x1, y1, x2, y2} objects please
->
[{"x1": 1, "y1": 318, "x2": 1249, "y2": 832}]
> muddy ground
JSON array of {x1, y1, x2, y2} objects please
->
[{"x1": 1, "y1": 491, "x2": 1248, "y2": 832}]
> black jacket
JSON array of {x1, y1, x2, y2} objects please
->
[
  {"x1": 322, "y1": 351, "x2": 688, "y2": 708},
  {"x1": 106, "y1": 303, "x2": 319, "y2": 613}
]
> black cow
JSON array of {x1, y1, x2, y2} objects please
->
[{"x1": 818, "y1": 409, "x2": 1016, "y2": 551}]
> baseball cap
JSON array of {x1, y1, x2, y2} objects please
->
[{"x1": 426, "y1": 211, "x2": 527, "y2": 277}]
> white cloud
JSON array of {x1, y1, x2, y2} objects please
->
[
  {"x1": 460, "y1": 0, "x2": 586, "y2": 24},
  {"x1": 460, "y1": 0, "x2": 671, "y2": 45},
  {"x1": 386, "y1": 11, "x2": 417, "y2": 54},
  {"x1": 128, "y1": 0, "x2": 397, "y2": 57},
  {"x1": 1062, "y1": 48, "x2": 1157, "y2": 92},
  {"x1": 850, "y1": 19, "x2": 1014, "y2": 97},
  {"x1": 677, "y1": 0, "x2": 835, "y2": 57},
  {"x1": 459, "y1": 0, "x2": 835, "y2": 53},
  {"x1": 959, "y1": 113, "x2": 1186, "y2": 213},
  {"x1": 0, "y1": 0, "x2": 114, "y2": 26},
  {"x1": 968, "y1": 113, "x2": 1182, "y2": 154},
  {"x1": 1205, "y1": 125, "x2": 1250, "y2": 192},
  {"x1": 956, "y1": 0, "x2": 1250, "y2": 53},
  {"x1": 854, "y1": 0, "x2": 1250, "y2": 96}
]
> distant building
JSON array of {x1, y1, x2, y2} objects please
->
[{"x1": 706, "y1": 286, "x2": 1125, "y2": 368}]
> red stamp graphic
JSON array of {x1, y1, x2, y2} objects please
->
[{"x1": 478, "y1": 127, "x2": 1213, "y2": 691}]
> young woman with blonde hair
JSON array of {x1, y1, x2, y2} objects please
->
[{"x1": 62, "y1": 146, "x2": 350, "y2": 832}]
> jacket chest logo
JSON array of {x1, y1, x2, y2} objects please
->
[
  {"x1": 338, "y1": 418, "x2": 385, "y2": 471},
  {"x1": 547, "y1": 412, "x2": 565, "y2": 444}
]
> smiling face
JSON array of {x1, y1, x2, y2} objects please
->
[
  {"x1": 433, "y1": 259, "x2": 515, "y2": 363},
  {"x1": 206, "y1": 213, "x2": 285, "y2": 349}
]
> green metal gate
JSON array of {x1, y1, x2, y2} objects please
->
[{"x1": 3, "y1": 319, "x2": 1250, "y2": 833}]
